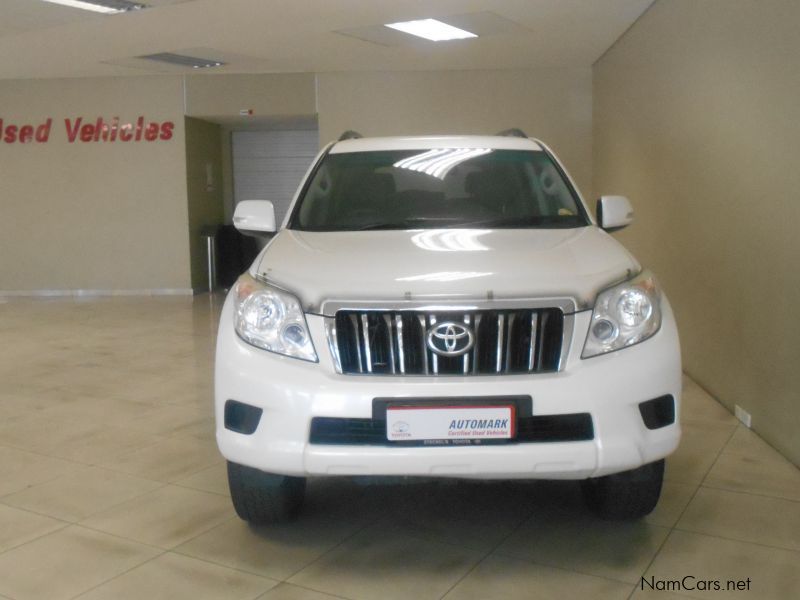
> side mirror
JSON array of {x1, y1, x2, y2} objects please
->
[
  {"x1": 596, "y1": 195, "x2": 634, "y2": 232},
  {"x1": 233, "y1": 200, "x2": 277, "y2": 236}
]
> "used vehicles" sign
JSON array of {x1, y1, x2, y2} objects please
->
[{"x1": 0, "y1": 116, "x2": 175, "y2": 144}]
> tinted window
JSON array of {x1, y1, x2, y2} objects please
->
[{"x1": 290, "y1": 149, "x2": 588, "y2": 231}]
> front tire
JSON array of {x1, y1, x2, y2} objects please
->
[
  {"x1": 582, "y1": 459, "x2": 664, "y2": 519},
  {"x1": 227, "y1": 461, "x2": 306, "y2": 524}
]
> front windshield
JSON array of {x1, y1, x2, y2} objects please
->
[{"x1": 289, "y1": 148, "x2": 589, "y2": 231}]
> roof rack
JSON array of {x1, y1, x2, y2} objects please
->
[
  {"x1": 496, "y1": 128, "x2": 529, "y2": 138},
  {"x1": 338, "y1": 130, "x2": 363, "y2": 141}
]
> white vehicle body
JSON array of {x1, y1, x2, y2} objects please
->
[{"x1": 215, "y1": 133, "x2": 681, "y2": 521}]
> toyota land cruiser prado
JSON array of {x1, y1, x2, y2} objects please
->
[{"x1": 215, "y1": 130, "x2": 681, "y2": 523}]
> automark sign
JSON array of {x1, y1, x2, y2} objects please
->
[{"x1": 0, "y1": 116, "x2": 175, "y2": 144}]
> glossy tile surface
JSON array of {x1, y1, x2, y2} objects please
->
[
  {"x1": 0, "y1": 295, "x2": 798, "y2": 599},
  {"x1": 74, "y1": 553, "x2": 277, "y2": 600},
  {"x1": 443, "y1": 554, "x2": 633, "y2": 600}
]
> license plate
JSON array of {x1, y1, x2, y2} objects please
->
[{"x1": 386, "y1": 405, "x2": 515, "y2": 442}]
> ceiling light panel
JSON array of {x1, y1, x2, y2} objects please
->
[
  {"x1": 337, "y1": 12, "x2": 524, "y2": 48},
  {"x1": 384, "y1": 18, "x2": 477, "y2": 42},
  {"x1": 41, "y1": 0, "x2": 146, "y2": 14}
]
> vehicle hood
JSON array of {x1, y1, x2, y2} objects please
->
[{"x1": 254, "y1": 227, "x2": 640, "y2": 314}]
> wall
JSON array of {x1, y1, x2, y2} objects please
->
[
  {"x1": 0, "y1": 76, "x2": 190, "y2": 292},
  {"x1": 593, "y1": 0, "x2": 800, "y2": 464},
  {"x1": 185, "y1": 69, "x2": 594, "y2": 216},
  {"x1": 219, "y1": 117, "x2": 318, "y2": 223},
  {"x1": 184, "y1": 73, "x2": 319, "y2": 224},
  {"x1": 185, "y1": 73, "x2": 317, "y2": 119},
  {"x1": 318, "y1": 69, "x2": 593, "y2": 195},
  {"x1": 0, "y1": 68, "x2": 594, "y2": 293},
  {"x1": 184, "y1": 117, "x2": 224, "y2": 292}
]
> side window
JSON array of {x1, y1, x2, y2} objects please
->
[{"x1": 534, "y1": 160, "x2": 579, "y2": 217}]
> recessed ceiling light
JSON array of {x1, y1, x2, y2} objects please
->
[
  {"x1": 139, "y1": 52, "x2": 226, "y2": 69},
  {"x1": 384, "y1": 18, "x2": 478, "y2": 42},
  {"x1": 41, "y1": 0, "x2": 146, "y2": 14}
]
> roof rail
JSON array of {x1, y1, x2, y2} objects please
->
[
  {"x1": 496, "y1": 128, "x2": 528, "y2": 138},
  {"x1": 338, "y1": 130, "x2": 363, "y2": 141}
]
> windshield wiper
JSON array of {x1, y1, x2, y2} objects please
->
[
  {"x1": 354, "y1": 215, "x2": 584, "y2": 231},
  {"x1": 355, "y1": 217, "x2": 453, "y2": 231},
  {"x1": 356, "y1": 222, "x2": 404, "y2": 231},
  {"x1": 454, "y1": 215, "x2": 584, "y2": 229}
]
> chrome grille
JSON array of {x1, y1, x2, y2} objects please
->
[{"x1": 331, "y1": 308, "x2": 565, "y2": 376}]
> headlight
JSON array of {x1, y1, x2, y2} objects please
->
[
  {"x1": 582, "y1": 270, "x2": 662, "y2": 358},
  {"x1": 233, "y1": 273, "x2": 318, "y2": 362}
]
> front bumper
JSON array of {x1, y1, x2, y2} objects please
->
[{"x1": 215, "y1": 293, "x2": 681, "y2": 479}]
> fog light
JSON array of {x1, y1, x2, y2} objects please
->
[
  {"x1": 224, "y1": 400, "x2": 263, "y2": 435},
  {"x1": 639, "y1": 395, "x2": 675, "y2": 430}
]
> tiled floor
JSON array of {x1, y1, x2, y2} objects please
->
[{"x1": 1, "y1": 295, "x2": 798, "y2": 600}]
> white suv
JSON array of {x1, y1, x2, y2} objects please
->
[{"x1": 215, "y1": 130, "x2": 681, "y2": 523}]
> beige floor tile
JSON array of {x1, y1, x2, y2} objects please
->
[
  {"x1": 679, "y1": 376, "x2": 737, "y2": 426},
  {"x1": 288, "y1": 526, "x2": 483, "y2": 600},
  {"x1": 664, "y1": 420, "x2": 736, "y2": 485},
  {"x1": 645, "y1": 530, "x2": 800, "y2": 600},
  {"x1": 644, "y1": 481, "x2": 698, "y2": 528},
  {"x1": 0, "y1": 504, "x2": 67, "y2": 552},
  {"x1": 175, "y1": 479, "x2": 384, "y2": 580},
  {"x1": 2, "y1": 465, "x2": 163, "y2": 521},
  {"x1": 5, "y1": 298, "x2": 800, "y2": 600},
  {"x1": 444, "y1": 554, "x2": 633, "y2": 599},
  {"x1": 256, "y1": 583, "x2": 348, "y2": 599},
  {"x1": 74, "y1": 552, "x2": 277, "y2": 600},
  {"x1": 175, "y1": 513, "x2": 362, "y2": 580},
  {"x1": 722, "y1": 425, "x2": 789, "y2": 462},
  {"x1": 53, "y1": 426, "x2": 166, "y2": 465},
  {"x1": 175, "y1": 462, "x2": 230, "y2": 496},
  {"x1": 0, "y1": 406, "x2": 161, "y2": 464},
  {"x1": 496, "y1": 506, "x2": 670, "y2": 583},
  {"x1": 38, "y1": 396, "x2": 160, "y2": 430},
  {"x1": 97, "y1": 435, "x2": 222, "y2": 482},
  {"x1": 0, "y1": 446, "x2": 79, "y2": 496},
  {"x1": 0, "y1": 413, "x2": 104, "y2": 456},
  {"x1": 80, "y1": 485, "x2": 232, "y2": 549},
  {"x1": 0, "y1": 525, "x2": 160, "y2": 600},
  {"x1": 9, "y1": 373, "x2": 132, "y2": 408},
  {"x1": 124, "y1": 404, "x2": 215, "y2": 438},
  {"x1": 677, "y1": 486, "x2": 800, "y2": 551},
  {"x1": 630, "y1": 589, "x2": 694, "y2": 600},
  {"x1": 703, "y1": 452, "x2": 800, "y2": 501},
  {"x1": 0, "y1": 389, "x2": 64, "y2": 419}
]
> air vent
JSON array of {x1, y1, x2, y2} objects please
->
[
  {"x1": 42, "y1": 0, "x2": 146, "y2": 14},
  {"x1": 139, "y1": 52, "x2": 225, "y2": 69}
]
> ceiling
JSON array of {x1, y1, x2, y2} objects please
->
[{"x1": 0, "y1": 0, "x2": 653, "y2": 80}]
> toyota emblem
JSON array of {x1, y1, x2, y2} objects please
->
[{"x1": 426, "y1": 322, "x2": 474, "y2": 357}]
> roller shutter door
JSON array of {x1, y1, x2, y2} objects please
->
[{"x1": 232, "y1": 129, "x2": 319, "y2": 226}]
